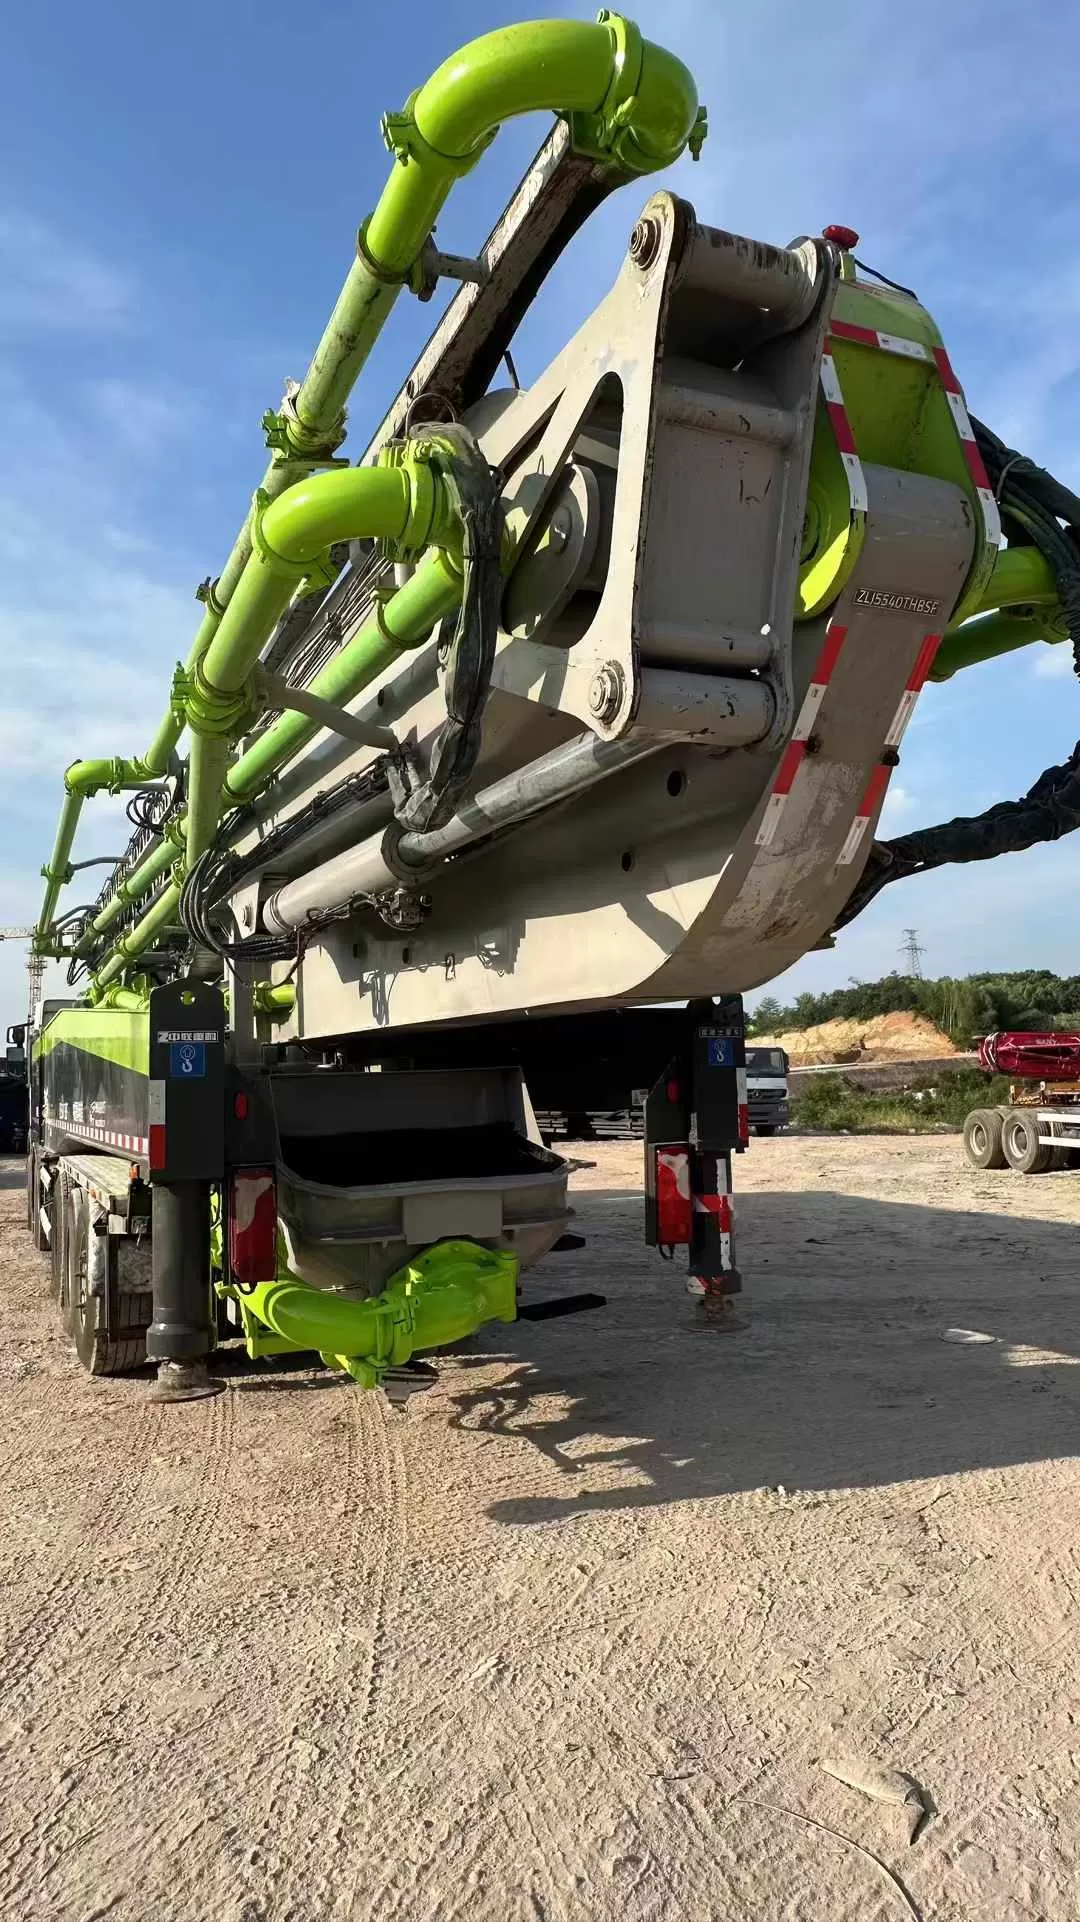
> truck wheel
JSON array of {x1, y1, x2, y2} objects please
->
[
  {"x1": 963, "y1": 1108, "x2": 1006, "y2": 1170},
  {"x1": 1002, "y1": 1110, "x2": 1053, "y2": 1175},
  {"x1": 754, "y1": 1124, "x2": 777, "y2": 1137},
  {"x1": 66, "y1": 1185, "x2": 147, "y2": 1376}
]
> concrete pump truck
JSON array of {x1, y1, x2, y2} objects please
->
[{"x1": 20, "y1": 13, "x2": 1080, "y2": 1398}]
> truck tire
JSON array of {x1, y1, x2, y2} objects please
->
[
  {"x1": 963, "y1": 1107, "x2": 1006, "y2": 1170},
  {"x1": 755, "y1": 1124, "x2": 777, "y2": 1137},
  {"x1": 66, "y1": 1185, "x2": 148, "y2": 1376},
  {"x1": 1001, "y1": 1109, "x2": 1053, "y2": 1175}
]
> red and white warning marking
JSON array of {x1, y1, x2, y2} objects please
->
[
  {"x1": 44, "y1": 1114, "x2": 148, "y2": 1156},
  {"x1": 884, "y1": 630, "x2": 942, "y2": 748},
  {"x1": 932, "y1": 346, "x2": 1002, "y2": 547},
  {"x1": 755, "y1": 620, "x2": 849, "y2": 847},
  {"x1": 827, "y1": 320, "x2": 1001, "y2": 554},
  {"x1": 820, "y1": 351, "x2": 869, "y2": 514},
  {"x1": 837, "y1": 762, "x2": 892, "y2": 867}
]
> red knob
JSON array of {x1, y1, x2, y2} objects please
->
[{"x1": 823, "y1": 224, "x2": 859, "y2": 250}]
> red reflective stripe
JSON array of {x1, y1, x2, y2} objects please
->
[
  {"x1": 932, "y1": 345, "x2": 962, "y2": 394},
  {"x1": 825, "y1": 400, "x2": 857, "y2": 456},
  {"x1": 959, "y1": 435, "x2": 992, "y2": 492},
  {"x1": 858, "y1": 763, "x2": 892, "y2": 818},
  {"x1": 814, "y1": 619, "x2": 849, "y2": 682},
  {"x1": 148, "y1": 1124, "x2": 166, "y2": 1171},
  {"x1": 738, "y1": 1103, "x2": 750, "y2": 1146},
  {"x1": 772, "y1": 739, "x2": 807, "y2": 797},
  {"x1": 907, "y1": 632, "x2": 942, "y2": 691},
  {"x1": 655, "y1": 1147, "x2": 692, "y2": 1244},
  {"x1": 828, "y1": 319, "x2": 879, "y2": 347},
  {"x1": 229, "y1": 1168, "x2": 278, "y2": 1285}
]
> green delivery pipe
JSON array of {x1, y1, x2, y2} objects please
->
[
  {"x1": 81, "y1": 832, "x2": 179, "y2": 949},
  {"x1": 226, "y1": 548, "x2": 461, "y2": 803},
  {"x1": 87, "y1": 554, "x2": 461, "y2": 980},
  {"x1": 931, "y1": 608, "x2": 1068, "y2": 683},
  {"x1": 92, "y1": 881, "x2": 182, "y2": 992},
  {"x1": 297, "y1": 15, "x2": 701, "y2": 429},
  {"x1": 184, "y1": 462, "x2": 458, "y2": 867},
  {"x1": 137, "y1": 14, "x2": 703, "y2": 775},
  {"x1": 36, "y1": 758, "x2": 166, "y2": 945},
  {"x1": 240, "y1": 1239, "x2": 518, "y2": 1388}
]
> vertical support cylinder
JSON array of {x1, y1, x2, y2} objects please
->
[{"x1": 148, "y1": 1181, "x2": 222, "y2": 1398}]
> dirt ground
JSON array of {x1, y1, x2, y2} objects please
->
[{"x1": 2, "y1": 1136, "x2": 1080, "y2": 1921}]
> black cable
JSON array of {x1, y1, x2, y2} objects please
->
[{"x1": 389, "y1": 424, "x2": 503, "y2": 833}]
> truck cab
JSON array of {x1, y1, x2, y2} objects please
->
[{"x1": 745, "y1": 1046, "x2": 789, "y2": 1136}]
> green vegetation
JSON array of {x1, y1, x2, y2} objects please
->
[
  {"x1": 750, "y1": 970, "x2": 1080, "y2": 1047},
  {"x1": 792, "y1": 1068, "x2": 1014, "y2": 1134}
]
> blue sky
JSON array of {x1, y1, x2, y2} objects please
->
[{"x1": 2, "y1": 0, "x2": 1079, "y2": 1022}]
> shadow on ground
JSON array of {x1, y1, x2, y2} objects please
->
[{"x1": 442, "y1": 1183, "x2": 1080, "y2": 1521}]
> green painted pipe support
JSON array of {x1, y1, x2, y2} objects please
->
[{"x1": 235, "y1": 1239, "x2": 518, "y2": 1388}]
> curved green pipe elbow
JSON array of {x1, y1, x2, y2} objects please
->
[
  {"x1": 364, "y1": 14, "x2": 701, "y2": 278},
  {"x1": 240, "y1": 1240, "x2": 518, "y2": 1387},
  {"x1": 258, "y1": 465, "x2": 424, "y2": 569}
]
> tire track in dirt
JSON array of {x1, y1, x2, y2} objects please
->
[
  {"x1": 0, "y1": 1388, "x2": 238, "y2": 1917},
  {"x1": 0, "y1": 1394, "x2": 166, "y2": 1707}
]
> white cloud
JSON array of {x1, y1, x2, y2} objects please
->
[
  {"x1": 0, "y1": 207, "x2": 132, "y2": 334},
  {"x1": 86, "y1": 377, "x2": 203, "y2": 457},
  {"x1": 880, "y1": 782, "x2": 916, "y2": 827},
  {"x1": 1033, "y1": 644, "x2": 1074, "y2": 680}
]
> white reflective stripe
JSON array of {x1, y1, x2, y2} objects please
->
[
  {"x1": 945, "y1": 389, "x2": 975, "y2": 439},
  {"x1": 837, "y1": 815, "x2": 872, "y2": 866},
  {"x1": 148, "y1": 1080, "x2": 165, "y2": 1124},
  {"x1": 841, "y1": 451, "x2": 869, "y2": 513},
  {"x1": 819, "y1": 354, "x2": 844, "y2": 403},
  {"x1": 876, "y1": 331, "x2": 931, "y2": 361},
  {"x1": 792, "y1": 679, "x2": 828, "y2": 741},
  {"x1": 884, "y1": 688, "x2": 919, "y2": 748},
  {"x1": 977, "y1": 486, "x2": 1002, "y2": 546},
  {"x1": 736, "y1": 1068, "x2": 748, "y2": 1104},
  {"x1": 755, "y1": 790, "x2": 788, "y2": 847}
]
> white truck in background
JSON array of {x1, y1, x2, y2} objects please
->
[{"x1": 745, "y1": 1047, "x2": 790, "y2": 1136}]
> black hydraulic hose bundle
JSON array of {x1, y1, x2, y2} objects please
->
[
  {"x1": 389, "y1": 424, "x2": 504, "y2": 833},
  {"x1": 835, "y1": 423, "x2": 1080, "y2": 931}
]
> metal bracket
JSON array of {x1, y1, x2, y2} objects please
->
[
  {"x1": 254, "y1": 668, "x2": 398, "y2": 751},
  {"x1": 408, "y1": 239, "x2": 489, "y2": 305}
]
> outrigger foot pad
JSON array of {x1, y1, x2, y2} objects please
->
[{"x1": 149, "y1": 1360, "x2": 227, "y2": 1402}]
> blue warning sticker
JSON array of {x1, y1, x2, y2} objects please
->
[
  {"x1": 169, "y1": 1040, "x2": 206, "y2": 1078},
  {"x1": 707, "y1": 1037, "x2": 734, "y2": 1068}
]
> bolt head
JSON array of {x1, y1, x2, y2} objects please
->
[
  {"x1": 589, "y1": 662, "x2": 624, "y2": 721},
  {"x1": 629, "y1": 215, "x2": 663, "y2": 270}
]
